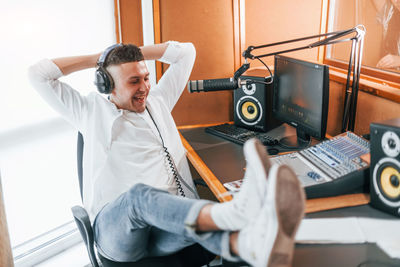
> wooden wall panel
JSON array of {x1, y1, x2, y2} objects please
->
[
  {"x1": 327, "y1": 81, "x2": 400, "y2": 136},
  {"x1": 159, "y1": 0, "x2": 236, "y2": 126},
  {"x1": 117, "y1": 0, "x2": 143, "y2": 45},
  {"x1": 244, "y1": 0, "x2": 324, "y2": 67},
  {"x1": 355, "y1": 91, "x2": 400, "y2": 134},
  {"x1": 326, "y1": 81, "x2": 346, "y2": 135}
]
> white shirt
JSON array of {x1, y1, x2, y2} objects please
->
[{"x1": 28, "y1": 41, "x2": 197, "y2": 222}]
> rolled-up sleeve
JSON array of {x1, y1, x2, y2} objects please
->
[
  {"x1": 28, "y1": 59, "x2": 88, "y2": 130},
  {"x1": 153, "y1": 41, "x2": 196, "y2": 111}
]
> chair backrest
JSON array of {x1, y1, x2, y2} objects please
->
[
  {"x1": 77, "y1": 132, "x2": 84, "y2": 201},
  {"x1": 73, "y1": 132, "x2": 102, "y2": 267},
  {"x1": 71, "y1": 206, "x2": 100, "y2": 267}
]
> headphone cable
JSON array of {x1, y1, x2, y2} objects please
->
[{"x1": 146, "y1": 107, "x2": 200, "y2": 198}]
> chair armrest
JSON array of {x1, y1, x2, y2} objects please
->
[{"x1": 71, "y1": 205, "x2": 100, "y2": 267}]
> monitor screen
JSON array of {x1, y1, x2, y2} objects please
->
[{"x1": 273, "y1": 55, "x2": 329, "y2": 148}]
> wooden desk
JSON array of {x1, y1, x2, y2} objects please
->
[
  {"x1": 179, "y1": 124, "x2": 400, "y2": 266},
  {"x1": 179, "y1": 124, "x2": 370, "y2": 213}
]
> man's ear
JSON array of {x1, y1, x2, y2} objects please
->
[
  {"x1": 110, "y1": 87, "x2": 116, "y2": 95},
  {"x1": 106, "y1": 65, "x2": 119, "y2": 90},
  {"x1": 109, "y1": 89, "x2": 118, "y2": 102},
  {"x1": 108, "y1": 88, "x2": 117, "y2": 103}
]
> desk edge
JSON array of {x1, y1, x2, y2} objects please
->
[{"x1": 180, "y1": 133, "x2": 233, "y2": 202}]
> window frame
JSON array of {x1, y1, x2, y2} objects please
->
[
  {"x1": 324, "y1": 58, "x2": 400, "y2": 85},
  {"x1": 323, "y1": 0, "x2": 400, "y2": 103}
]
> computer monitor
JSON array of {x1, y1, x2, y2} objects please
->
[{"x1": 272, "y1": 55, "x2": 329, "y2": 148}]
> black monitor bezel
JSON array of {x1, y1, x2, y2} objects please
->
[{"x1": 272, "y1": 55, "x2": 329, "y2": 141}]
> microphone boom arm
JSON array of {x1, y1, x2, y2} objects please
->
[{"x1": 238, "y1": 25, "x2": 365, "y2": 132}]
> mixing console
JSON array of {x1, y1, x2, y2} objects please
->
[{"x1": 270, "y1": 132, "x2": 370, "y2": 198}]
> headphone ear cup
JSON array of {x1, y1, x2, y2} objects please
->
[
  {"x1": 94, "y1": 67, "x2": 114, "y2": 94},
  {"x1": 95, "y1": 43, "x2": 122, "y2": 94}
]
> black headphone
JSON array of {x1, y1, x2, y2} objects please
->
[{"x1": 94, "y1": 43, "x2": 123, "y2": 94}]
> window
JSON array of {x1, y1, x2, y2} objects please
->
[
  {"x1": 0, "y1": 0, "x2": 115, "y2": 263},
  {"x1": 326, "y1": 0, "x2": 400, "y2": 82}
]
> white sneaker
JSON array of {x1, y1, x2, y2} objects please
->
[
  {"x1": 211, "y1": 138, "x2": 271, "y2": 231},
  {"x1": 238, "y1": 163, "x2": 305, "y2": 267}
]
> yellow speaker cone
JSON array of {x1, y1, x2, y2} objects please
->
[
  {"x1": 241, "y1": 101, "x2": 259, "y2": 121},
  {"x1": 380, "y1": 166, "x2": 400, "y2": 199}
]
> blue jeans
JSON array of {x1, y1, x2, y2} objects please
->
[{"x1": 93, "y1": 183, "x2": 238, "y2": 262}]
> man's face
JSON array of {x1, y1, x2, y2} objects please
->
[{"x1": 108, "y1": 60, "x2": 150, "y2": 113}]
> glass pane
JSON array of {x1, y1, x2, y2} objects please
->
[
  {"x1": 327, "y1": 0, "x2": 400, "y2": 74},
  {"x1": 0, "y1": 0, "x2": 115, "y2": 248}
]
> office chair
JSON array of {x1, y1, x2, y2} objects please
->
[{"x1": 71, "y1": 132, "x2": 216, "y2": 267}]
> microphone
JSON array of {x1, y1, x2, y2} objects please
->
[{"x1": 187, "y1": 78, "x2": 242, "y2": 93}]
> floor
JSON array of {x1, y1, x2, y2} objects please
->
[
  {"x1": 35, "y1": 241, "x2": 227, "y2": 267},
  {"x1": 36, "y1": 242, "x2": 90, "y2": 267}
]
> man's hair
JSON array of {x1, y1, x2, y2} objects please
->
[{"x1": 103, "y1": 44, "x2": 144, "y2": 68}]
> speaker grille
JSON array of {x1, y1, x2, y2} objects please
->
[{"x1": 370, "y1": 118, "x2": 400, "y2": 217}]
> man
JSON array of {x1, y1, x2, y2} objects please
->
[{"x1": 29, "y1": 41, "x2": 305, "y2": 266}]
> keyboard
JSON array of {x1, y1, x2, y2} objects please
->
[{"x1": 205, "y1": 123, "x2": 278, "y2": 146}]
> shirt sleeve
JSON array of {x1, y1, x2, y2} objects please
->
[
  {"x1": 151, "y1": 41, "x2": 196, "y2": 111},
  {"x1": 28, "y1": 58, "x2": 88, "y2": 130}
]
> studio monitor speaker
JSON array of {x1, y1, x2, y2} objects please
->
[
  {"x1": 370, "y1": 118, "x2": 400, "y2": 217},
  {"x1": 234, "y1": 76, "x2": 280, "y2": 132}
]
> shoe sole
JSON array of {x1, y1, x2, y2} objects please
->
[
  {"x1": 268, "y1": 165, "x2": 305, "y2": 267},
  {"x1": 253, "y1": 139, "x2": 272, "y2": 179}
]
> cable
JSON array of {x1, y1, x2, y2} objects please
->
[
  {"x1": 163, "y1": 146, "x2": 186, "y2": 197},
  {"x1": 254, "y1": 56, "x2": 274, "y2": 84},
  {"x1": 146, "y1": 107, "x2": 186, "y2": 197}
]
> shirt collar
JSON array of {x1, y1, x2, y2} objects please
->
[{"x1": 107, "y1": 96, "x2": 160, "y2": 146}]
